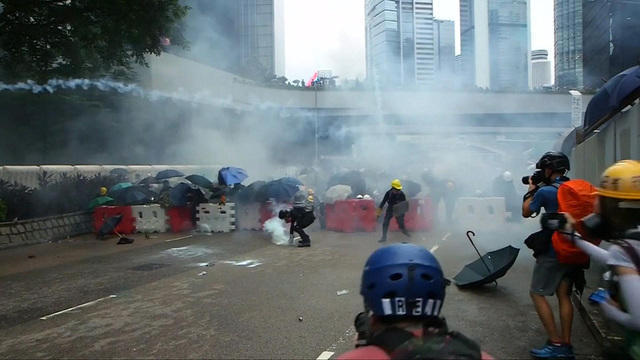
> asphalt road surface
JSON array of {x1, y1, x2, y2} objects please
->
[{"x1": 0, "y1": 223, "x2": 602, "y2": 359}]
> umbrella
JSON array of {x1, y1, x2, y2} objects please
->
[
  {"x1": 112, "y1": 186, "x2": 155, "y2": 206},
  {"x1": 156, "y1": 169, "x2": 185, "y2": 180},
  {"x1": 453, "y1": 231, "x2": 520, "y2": 288},
  {"x1": 186, "y1": 174, "x2": 214, "y2": 189},
  {"x1": 259, "y1": 177, "x2": 302, "y2": 203},
  {"x1": 97, "y1": 215, "x2": 123, "y2": 239},
  {"x1": 609, "y1": 65, "x2": 640, "y2": 109},
  {"x1": 169, "y1": 183, "x2": 205, "y2": 206},
  {"x1": 109, "y1": 182, "x2": 132, "y2": 194},
  {"x1": 109, "y1": 168, "x2": 129, "y2": 179},
  {"x1": 137, "y1": 176, "x2": 160, "y2": 186},
  {"x1": 584, "y1": 66, "x2": 640, "y2": 128},
  {"x1": 88, "y1": 196, "x2": 115, "y2": 210},
  {"x1": 325, "y1": 185, "x2": 352, "y2": 203},
  {"x1": 218, "y1": 167, "x2": 248, "y2": 186},
  {"x1": 328, "y1": 170, "x2": 366, "y2": 196},
  {"x1": 401, "y1": 179, "x2": 422, "y2": 198},
  {"x1": 239, "y1": 181, "x2": 267, "y2": 203}
]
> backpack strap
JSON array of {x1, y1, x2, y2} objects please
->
[
  {"x1": 617, "y1": 240, "x2": 640, "y2": 271},
  {"x1": 367, "y1": 327, "x2": 415, "y2": 354}
]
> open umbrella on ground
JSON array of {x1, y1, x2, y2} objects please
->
[
  {"x1": 259, "y1": 177, "x2": 302, "y2": 203},
  {"x1": 156, "y1": 169, "x2": 185, "y2": 180},
  {"x1": 111, "y1": 186, "x2": 155, "y2": 206},
  {"x1": 170, "y1": 183, "x2": 205, "y2": 206},
  {"x1": 97, "y1": 215, "x2": 122, "y2": 239},
  {"x1": 453, "y1": 231, "x2": 520, "y2": 289},
  {"x1": 328, "y1": 170, "x2": 366, "y2": 196},
  {"x1": 88, "y1": 196, "x2": 114, "y2": 210},
  {"x1": 218, "y1": 167, "x2": 248, "y2": 186},
  {"x1": 109, "y1": 182, "x2": 132, "y2": 195},
  {"x1": 401, "y1": 179, "x2": 422, "y2": 198},
  {"x1": 186, "y1": 174, "x2": 214, "y2": 189}
]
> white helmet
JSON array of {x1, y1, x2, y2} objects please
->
[{"x1": 502, "y1": 171, "x2": 512, "y2": 182}]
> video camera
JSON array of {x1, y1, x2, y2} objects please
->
[{"x1": 522, "y1": 169, "x2": 546, "y2": 186}]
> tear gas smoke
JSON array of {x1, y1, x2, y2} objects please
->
[{"x1": 263, "y1": 217, "x2": 289, "y2": 245}]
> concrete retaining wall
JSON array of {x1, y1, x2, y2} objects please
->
[{"x1": 0, "y1": 211, "x2": 93, "y2": 250}]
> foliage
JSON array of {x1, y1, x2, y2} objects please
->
[
  {"x1": 0, "y1": 0, "x2": 189, "y2": 82},
  {"x1": 0, "y1": 174, "x2": 121, "y2": 220}
]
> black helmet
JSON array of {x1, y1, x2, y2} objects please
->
[
  {"x1": 278, "y1": 209, "x2": 290, "y2": 219},
  {"x1": 536, "y1": 152, "x2": 570, "y2": 171}
]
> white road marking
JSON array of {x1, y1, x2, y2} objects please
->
[
  {"x1": 430, "y1": 244, "x2": 440, "y2": 252},
  {"x1": 316, "y1": 351, "x2": 334, "y2": 360},
  {"x1": 442, "y1": 232, "x2": 451, "y2": 242},
  {"x1": 164, "y1": 235, "x2": 194, "y2": 242},
  {"x1": 40, "y1": 295, "x2": 117, "y2": 320}
]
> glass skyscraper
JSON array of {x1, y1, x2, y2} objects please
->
[
  {"x1": 365, "y1": 0, "x2": 435, "y2": 87},
  {"x1": 555, "y1": 0, "x2": 640, "y2": 90},
  {"x1": 460, "y1": 0, "x2": 530, "y2": 90}
]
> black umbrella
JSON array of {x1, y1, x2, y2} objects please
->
[
  {"x1": 239, "y1": 181, "x2": 267, "y2": 203},
  {"x1": 111, "y1": 186, "x2": 155, "y2": 206},
  {"x1": 156, "y1": 169, "x2": 185, "y2": 180},
  {"x1": 453, "y1": 231, "x2": 520, "y2": 288},
  {"x1": 185, "y1": 174, "x2": 214, "y2": 189},
  {"x1": 401, "y1": 179, "x2": 422, "y2": 198},
  {"x1": 97, "y1": 215, "x2": 123, "y2": 239},
  {"x1": 137, "y1": 176, "x2": 160, "y2": 186}
]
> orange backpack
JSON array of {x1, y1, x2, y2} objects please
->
[{"x1": 551, "y1": 179, "x2": 600, "y2": 264}]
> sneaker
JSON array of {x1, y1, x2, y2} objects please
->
[
  {"x1": 530, "y1": 342, "x2": 574, "y2": 359},
  {"x1": 297, "y1": 241, "x2": 310, "y2": 248},
  {"x1": 378, "y1": 237, "x2": 387, "y2": 243}
]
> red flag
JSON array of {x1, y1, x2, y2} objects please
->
[{"x1": 306, "y1": 72, "x2": 318, "y2": 87}]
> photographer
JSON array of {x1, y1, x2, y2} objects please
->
[
  {"x1": 521, "y1": 152, "x2": 580, "y2": 359},
  {"x1": 556, "y1": 160, "x2": 640, "y2": 359},
  {"x1": 338, "y1": 243, "x2": 492, "y2": 359}
]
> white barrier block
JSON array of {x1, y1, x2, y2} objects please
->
[
  {"x1": 453, "y1": 197, "x2": 506, "y2": 227},
  {"x1": 236, "y1": 203, "x2": 262, "y2": 230},
  {"x1": 196, "y1": 203, "x2": 236, "y2": 233},
  {"x1": 131, "y1": 204, "x2": 168, "y2": 233}
]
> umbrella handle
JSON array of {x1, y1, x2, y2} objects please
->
[{"x1": 466, "y1": 230, "x2": 492, "y2": 276}]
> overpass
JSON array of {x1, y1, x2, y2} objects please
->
[{"x1": 144, "y1": 53, "x2": 592, "y2": 119}]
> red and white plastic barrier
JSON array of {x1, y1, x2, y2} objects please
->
[
  {"x1": 196, "y1": 203, "x2": 236, "y2": 233},
  {"x1": 389, "y1": 198, "x2": 433, "y2": 232},
  {"x1": 325, "y1": 199, "x2": 377, "y2": 233}
]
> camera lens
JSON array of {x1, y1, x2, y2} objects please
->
[{"x1": 521, "y1": 176, "x2": 530, "y2": 185}]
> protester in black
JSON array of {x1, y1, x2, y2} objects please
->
[{"x1": 377, "y1": 179, "x2": 410, "y2": 243}]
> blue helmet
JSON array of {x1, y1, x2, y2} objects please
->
[{"x1": 361, "y1": 243, "x2": 446, "y2": 318}]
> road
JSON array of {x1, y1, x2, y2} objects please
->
[{"x1": 0, "y1": 223, "x2": 602, "y2": 359}]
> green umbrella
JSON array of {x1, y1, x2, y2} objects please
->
[
  {"x1": 88, "y1": 196, "x2": 115, "y2": 210},
  {"x1": 109, "y1": 182, "x2": 133, "y2": 194}
]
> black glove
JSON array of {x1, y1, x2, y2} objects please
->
[{"x1": 354, "y1": 311, "x2": 371, "y2": 347}]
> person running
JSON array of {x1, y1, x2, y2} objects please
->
[
  {"x1": 377, "y1": 179, "x2": 410, "y2": 243},
  {"x1": 338, "y1": 243, "x2": 492, "y2": 359}
]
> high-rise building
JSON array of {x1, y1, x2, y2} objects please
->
[
  {"x1": 177, "y1": 0, "x2": 285, "y2": 77},
  {"x1": 530, "y1": 50, "x2": 552, "y2": 89},
  {"x1": 434, "y1": 19, "x2": 455, "y2": 79},
  {"x1": 555, "y1": 0, "x2": 640, "y2": 90},
  {"x1": 459, "y1": 0, "x2": 530, "y2": 90},
  {"x1": 365, "y1": 0, "x2": 435, "y2": 87}
]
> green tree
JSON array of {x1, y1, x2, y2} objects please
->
[{"x1": 0, "y1": 0, "x2": 189, "y2": 82}]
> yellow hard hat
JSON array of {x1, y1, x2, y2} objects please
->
[
  {"x1": 597, "y1": 160, "x2": 640, "y2": 200},
  {"x1": 391, "y1": 179, "x2": 402, "y2": 190},
  {"x1": 99, "y1": 187, "x2": 108, "y2": 196}
]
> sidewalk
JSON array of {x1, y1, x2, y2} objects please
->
[
  {"x1": 0, "y1": 231, "x2": 196, "y2": 277},
  {"x1": 573, "y1": 263, "x2": 626, "y2": 357}
]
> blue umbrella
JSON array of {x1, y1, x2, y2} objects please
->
[
  {"x1": 109, "y1": 182, "x2": 133, "y2": 194},
  {"x1": 609, "y1": 65, "x2": 640, "y2": 108},
  {"x1": 585, "y1": 65, "x2": 640, "y2": 128},
  {"x1": 218, "y1": 167, "x2": 248, "y2": 186},
  {"x1": 156, "y1": 169, "x2": 185, "y2": 180},
  {"x1": 260, "y1": 177, "x2": 302, "y2": 203}
]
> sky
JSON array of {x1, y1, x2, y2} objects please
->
[{"x1": 284, "y1": 0, "x2": 554, "y2": 83}]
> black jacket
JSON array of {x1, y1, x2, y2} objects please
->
[{"x1": 379, "y1": 189, "x2": 406, "y2": 211}]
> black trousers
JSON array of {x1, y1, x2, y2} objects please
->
[
  {"x1": 292, "y1": 210, "x2": 314, "y2": 243},
  {"x1": 381, "y1": 210, "x2": 406, "y2": 239}
]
